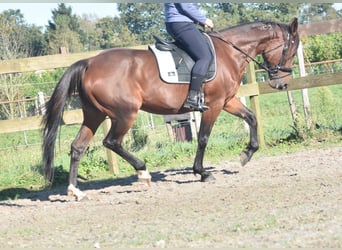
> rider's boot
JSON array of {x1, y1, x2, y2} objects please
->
[{"x1": 184, "y1": 89, "x2": 209, "y2": 112}]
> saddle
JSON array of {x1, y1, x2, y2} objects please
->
[{"x1": 148, "y1": 33, "x2": 217, "y2": 84}]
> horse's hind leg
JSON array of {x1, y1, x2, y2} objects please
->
[
  {"x1": 103, "y1": 115, "x2": 151, "y2": 185},
  {"x1": 224, "y1": 96, "x2": 259, "y2": 166},
  {"x1": 68, "y1": 113, "x2": 105, "y2": 200}
]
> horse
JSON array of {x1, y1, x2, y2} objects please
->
[{"x1": 42, "y1": 18, "x2": 300, "y2": 200}]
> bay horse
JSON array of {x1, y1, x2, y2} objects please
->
[{"x1": 42, "y1": 18, "x2": 299, "y2": 200}]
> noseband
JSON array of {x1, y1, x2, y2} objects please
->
[{"x1": 211, "y1": 24, "x2": 294, "y2": 80}]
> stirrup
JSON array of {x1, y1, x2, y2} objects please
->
[
  {"x1": 198, "y1": 88, "x2": 209, "y2": 111},
  {"x1": 184, "y1": 100, "x2": 209, "y2": 112},
  {"x1": 198, "y1": 103, "x2": 209, "y2": 112}
]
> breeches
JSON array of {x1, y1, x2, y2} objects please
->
[{"x1": 165, "y1": 22, "x2": 213, "y2": 77}]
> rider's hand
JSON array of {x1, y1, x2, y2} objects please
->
[{"x1": 204, "y1": 18, "x2": 214, "y2": 29}]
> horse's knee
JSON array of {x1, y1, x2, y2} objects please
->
[{"x1": 197, "y1": 134, "x2": 209, "y2": 148}]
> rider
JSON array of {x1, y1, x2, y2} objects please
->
[{"x1": 164, "y1": 3, "x2": 214, "y2": 112}]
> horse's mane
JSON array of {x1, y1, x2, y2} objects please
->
[
  {"x1": 218, "y1": 20, "x2": 299, "y2": 47},
  {"x1": 219, "y1": 20, "x2": 283, "y2": 33}
]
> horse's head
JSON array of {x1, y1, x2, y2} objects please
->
[{"x1": 262, "y1": 18, "x2": 300, "y2": 90}]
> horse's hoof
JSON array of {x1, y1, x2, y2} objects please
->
[
  {"x1": 200, "y1": 172, "x2": 216, "y2": 182},
  {"x1": 67, "y1": 184, "x2": 87, "y2": 201},
  {"x1": 137, "y1": 170, "x2": 152, "y2": 186},
  {"x1": 240, "y1": 150, "x2": 250, "y2": 166}
]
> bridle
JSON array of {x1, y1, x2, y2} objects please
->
[
  {"x1": 262, "y1": 32, "x2": 293, "y2": 80},
  {"x1": 210, "y1": 24, "x2": 294, "y2": 80}
]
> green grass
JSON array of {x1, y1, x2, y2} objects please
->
[{"x1": 0, "y1": 85, "x2": 341, "y2": 200}]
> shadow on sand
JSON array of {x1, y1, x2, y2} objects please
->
[{"x1": 0, "y1": 165, "x2": 239, "y2": 202}]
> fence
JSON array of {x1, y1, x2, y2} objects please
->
[
  {"x1": 0, "y1": 19, "x2": 341, "y2": 172},
  {"x1": 1, "y1": 61, "x2": 340, "y2": 134}
]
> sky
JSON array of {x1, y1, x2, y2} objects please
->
[
  {"x1": 0, "y1": 3, "x2": 118, "y2": 27},
  {"x1": 0, "y1": 3, "x2": 341, "y2": 28}
]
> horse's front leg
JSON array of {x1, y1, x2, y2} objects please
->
[
  {"x1": 224, "y1": 96, "x2": 259, "y2": 166},
  {"x1": 193, "y1": 110, "x2": 220, "y2": 182}
]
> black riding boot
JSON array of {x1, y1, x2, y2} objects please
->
[{"x1": 184, "y1": 89, "x2": 209, "y2": 112}]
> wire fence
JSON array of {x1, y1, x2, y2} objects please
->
[{"x1": 0, "y1": 110, "x2": 200, "y2": 156}]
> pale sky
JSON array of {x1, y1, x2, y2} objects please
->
[
  {"x1": 0, "y1": 2, "x2": 341, "y2": 28},
  {"x1": 0, "y1": 3, "x2": 118, "y2": 27}
]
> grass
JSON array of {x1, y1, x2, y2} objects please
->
[{"x1": 0, "y1": 85, "x2": 341, "y2": 200}]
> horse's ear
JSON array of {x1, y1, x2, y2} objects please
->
[{"x1": 289, "y1": 18, "x2": 298, "y2": 34}]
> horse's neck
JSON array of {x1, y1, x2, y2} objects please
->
[{"x1": 224, "y1": 24, "x2": 278, "y2": 57}]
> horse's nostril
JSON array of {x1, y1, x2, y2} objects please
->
[{"x1": 283, "y1": 84, "x2": 288, "y2": 90}]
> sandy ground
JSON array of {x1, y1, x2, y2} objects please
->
[{"x1": 0, "y1": 146, "x2": 341, "y2": 248}]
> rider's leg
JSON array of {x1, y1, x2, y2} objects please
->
[
  {"x1": 183, "y1": 73, "x2": 208, "y2": 111},
  {"x1": 166, "y1": 22, "x2": 212, "y2": 111}
]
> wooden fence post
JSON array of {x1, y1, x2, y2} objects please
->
[
  {"x1": 246, "y1": 62, "x2": 266, "y2": 148},
  {"x1": 190, "y1": 112, "x2": 199, "y2": 140},
  {"x1": 102, "y1": 117, "x2": 119, "y2": 174},
  {"x1": 297, "y1": 41, "x2": 314, "y2": 130},
  {"x1": 239, "y1": 82, "x2": 249, "y2": 132},
  {"x1": 165, "y1": 122, "x2": 175, "y2": 142},
  {"x1": 287, "y1": 91, "x2": 299, "y2": 129},
  {"x1": 37, "y1": 91, "x2": 46, "y2": 115}
]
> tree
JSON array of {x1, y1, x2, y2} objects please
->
[
  {"x1": 117, "y1": 3, "x2": 164, "y2": 45},
  {"x1": 93, "y1": 16, "x2": 139, "y2": 48},
  {"x1": 241, "y1": 3, "x2": 300, "y2": 23},
  {"x1": 0, "y1": 9, "x2": 46, "y2": 119},
  {"x1": 299, "y1": 3, "x2": 339, "y2": 24},
  {"x1": 25, "y1": 24, "x2": 46, "y2": 57},
  {"x1": 45, "y1": 3, "x2": 83, "y2": 54},
  {"x1": 78, "y1": 13, "x2": 102, "y2": 51},
  {"x1": 303, "y1": 33, "x2": 342, "y2": 62},
  {"x1": 201, "y1": 3, "x2": 301, "y2": 28},
  {"x1": 0, "y1": 9, "x2": 29, "y2": 59},
  {"x1": 202, "y1": 3, "x2": 252, "y2": 28}
]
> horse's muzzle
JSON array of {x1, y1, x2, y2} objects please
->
[{"x1": 268, "y1": 79, "x2": 288, "y2": 90}]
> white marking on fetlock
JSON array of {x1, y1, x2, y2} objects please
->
[
  {"x1": 67, "y1": 184, "x2": 87, "y2": 201},
  {"x1": 137, "y1": 170, "x2": 152, "y2": 186}
]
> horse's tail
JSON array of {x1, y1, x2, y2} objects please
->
[{"x1": 42, "y1": 59, "x2": 88, "y2": 183}]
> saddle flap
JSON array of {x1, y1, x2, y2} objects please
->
[{"x1": 150, "y1": 33, "x2": 217, "y2": 84}]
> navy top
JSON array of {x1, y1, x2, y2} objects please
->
[{"x1": 164, "y1": 3, "x2": 207, "y2": 25}]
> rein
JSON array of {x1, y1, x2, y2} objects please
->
[{"x1": 209, "y1": 27, "x2": 293, "y2": 79}]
